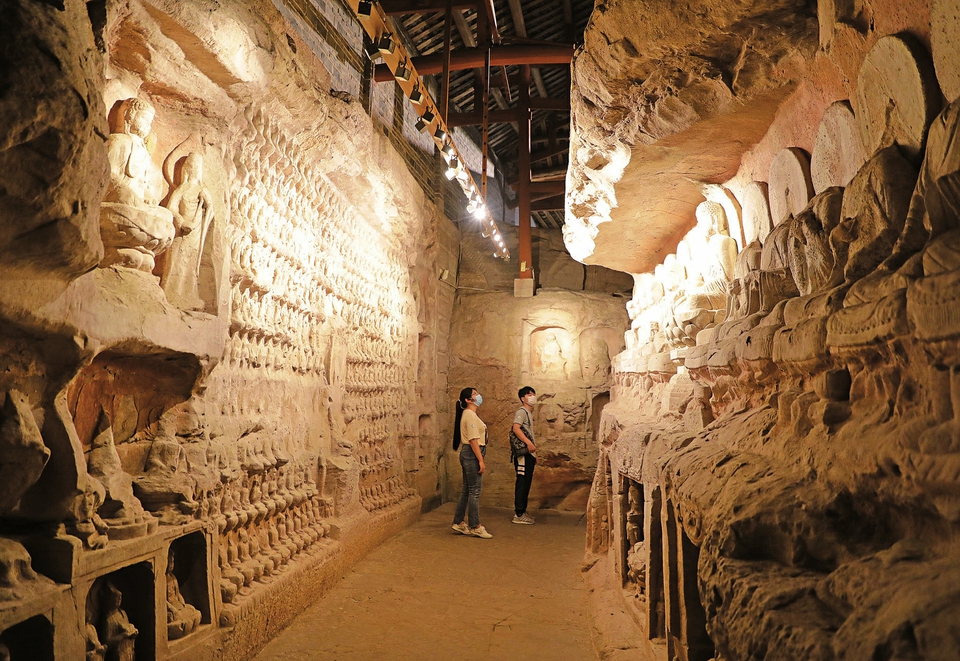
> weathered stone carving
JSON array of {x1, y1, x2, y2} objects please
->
[
  {"x1": 87, "y1": 411, "x2": 152, "y2": 539},
  {"x1": 166, "y1": 549, "x2": 201, "y2": 640},
  {"x1": 98, "y1": 582, "x2": 137, "y2": 661},
  {"x1": 99, "y1": 97, "x2": 176, "y2": 272},
  {"x1": 671, "y1": 201, "x2": 737, "y2": 345},
  {"x1": 161, "y1": 149, "x2": 216, "y2": 311},
  {"x1": 0, "y1": 538, "x2": 51, "y2": 601},
  {"x1": 854, "y1": 34, "x2": 941, "y2": 162},
  {"x1": 811, "y1": 101, "x2": 867, "y2": 194},
  {"x1": 0, "y1": 390, "x2": 50, "y2": 513}
]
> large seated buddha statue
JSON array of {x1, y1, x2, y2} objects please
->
[
  {"x1": 670, "y1": 201, "x2": 737, "y2": 346},
  {"x1": 99, "y1": 97, "x2": 176, "y2": 272}
]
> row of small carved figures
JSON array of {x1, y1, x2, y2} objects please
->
[
  {"x1": 233, "y1": 168, "x2": 409, "y2": 269},
  {"x1": 342, "y1": 402, "x2": 398, "y2": 423},
  {"x1": 228, "y1": 206, "x2": 406, "y2": 285},
  {"x1": 218, "y1": 500, "x2": 333, "y2": 603},
  {"x1": 359, "y1": 479, "x2": 415, "y2": 512},
  {"x1": 230, "y1": 190, "x2": 407, "y2": 278},
  {"x1": 222, "y1": 333, "x2": 326, "y2": 374},
  {"x1": 229, "y1": 272, "x2": 411, "y2": 335},
  {"x1": 232, "y1": 187, "x2": 407, "y2": 269},
  {"x1": 350, "y1": 421, "x2": 396, "y2": 444},
  {"x1": 228, "y1": 259, "x2": 411, "y2": 332},
  {"x1": 357, "y1": 443, "x2": 399, "y2": 466},
  {"x1": 228, "y1": 226, "x2": 406, "y2": 296}
]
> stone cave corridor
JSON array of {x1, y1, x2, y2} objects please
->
[
  {"x1": 4, "y1": 0, "x2": 960, "y2": 660},
  {"x1": 253, "y1": 504, "x2": 594, "y2": 661}
]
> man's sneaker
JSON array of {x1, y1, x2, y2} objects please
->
[
  {"x1": 513, "y1": 513, "x2": 535, "y2": 525},
  {"x1": 452, "y1": 522, "x2": 469, "y2": 535},
  {"x1": 467, "y1": 525, "x2": 493, "y2": 539}
]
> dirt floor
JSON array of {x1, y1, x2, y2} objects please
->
[{"x1": 253, "y1": 503, "x2": 598, "y2": 661}]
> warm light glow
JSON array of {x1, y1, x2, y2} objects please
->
[{"x1": 444, "y1": 160, "x2": 459, "y2": 180}]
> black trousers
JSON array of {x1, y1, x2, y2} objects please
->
[{"x1": 514, "y1": 454, "x2": 537, "y2": 516}]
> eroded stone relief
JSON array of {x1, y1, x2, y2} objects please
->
[
  {"x1": 0, "y1": 0, "x2": 449, "y2": 657},
  {"x1": 593, "y1": 20, "x2": 960, "y2": 661}
]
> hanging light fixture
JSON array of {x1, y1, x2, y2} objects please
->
[
  {"x1": 376, "y1": 34, "x2": 396, "y2": 55},
  {"x1": 410, "y1": 85, "x2": 425, "y2": 105},
  {"x1": 347, "y1": 0, "x2": 509, "y2": 260},
  {"x1": 415, "y1": 109, "x2": 435, "y2": 132},
  {"x1": 444, "y1": 158, "x2": 459, "y2": 180},
  {"x1": 395, "y1": 59, "x2": 411, "y2": 82}
]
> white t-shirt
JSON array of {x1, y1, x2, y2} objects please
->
[{"x1": 460, "y1": 409, "x2": 486, "y2": 446}]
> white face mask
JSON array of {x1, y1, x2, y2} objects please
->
[{"x1": 525, "y1": 395, "x2": 537, "y2": 405}]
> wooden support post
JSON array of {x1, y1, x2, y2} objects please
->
[
  {"x1": 518, "y1": 64, "x2": 533, "y2": 280},
  {"x1": 482, "y1": 48, "x2": 490, "y2": 202}
]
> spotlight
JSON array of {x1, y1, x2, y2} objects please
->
[
  {"x1": 363, "y1": 41, "x2": 381, "y2": 60},
  {"x1": 396, "y1": 60, "x2": 411, "y2": 82},
  {"x1": 455, "y1": 168, "x2": 469, "y2": 183},
  {"x1": 444, "y1": 159, "x2": 459, "y2": 180},
  {"x1": 376, "y1": 35, "x2": 396, "y2": 55},
  {"x1": 415, "y1": 109, "x2": 435, "y2": 132},
  {"x1": 441, "y1": 142, "x2": 455, "y2": 161},
  {"x1": 434, "y1": 126, "x2": 447, "y2": 142},
  {"x1": 473, "y1": 205, "x2": 486, "y2": 219},
  {"x1": 357, "y1": 1, "x2": 373, "y2": 19},
  {"x1": 410, "y1": 85, "x2": 425, "y2": 105}
]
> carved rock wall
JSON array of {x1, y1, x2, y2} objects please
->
[
  {"x1": 446, "y1": 290, "x2": 628, "y2": 511},
  {"x1": 584, "y1": 1, "x2": 960, "y2": 660},
  {"x1": 0, "y1": 0, "x2": 458, "y2": 659}
]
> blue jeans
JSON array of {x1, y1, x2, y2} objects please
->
[{"x1": 453, "y1": 444, "x2": 485, "y2": 528}]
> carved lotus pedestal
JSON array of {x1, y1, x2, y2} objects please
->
[{"x1": 99, "y1": 203, "x2": 175, "y2": 272}]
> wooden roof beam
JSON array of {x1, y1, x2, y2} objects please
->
[
  {"x1": 379, "y1": 0, "x2": 476, "y2": 14},
  {"x1": 530, "y1": 194, "x2": 566, "y2": 212},
  {"x1": 373, "y1": 44, "x2": 573, "y2": 81}
]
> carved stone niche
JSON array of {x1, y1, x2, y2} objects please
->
[
  {"x1": 0, "y1": 615, "x2": 53, "y2": 661},
  {"x1": 68, "y1": 351, "x2": 202, "y2": 534},
  {"x1": 579, "y1": 327, "x2": 622, "y2": 386},
  {"x1": 166, "y1": 532, "x2": 210, "y2": 641},
  {"x1": 86, "y1": 563, "x2": 155, "y2": 661},
  {"x1": 529, "y1": 327, "x2": 573, "y2": 380}
]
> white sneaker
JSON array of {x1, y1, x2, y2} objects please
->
[
  {"x1": 452, "y1": 522, "x2": 469, "y2": 535},
  {"x1": 513, "y1": 513, "x2": 535, "y2": 525},
  {"x1": 467, "y1": 525, "x2": 493, "y2": 539}
]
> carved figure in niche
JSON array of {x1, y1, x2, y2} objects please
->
[
  {"x1": 626, "y1": 541, "x2": 646, "y2": 597},
  {"x1": 672, "y1": 202, "x2": 737, "y2": 344},
  {"x1": 162, "y1": 150, "x2": 215, "y2": 311},
  {"x1": 531, "y1": 329, "x2": 569, "y2": 378},
  {"x1": 85, "y1": 622, "x2": 107, "y2": 661},
  {"x1": 69, "y1": 481, "x2": 109, "y2": 550},
  {"x1": 87, "y1": 410, "x2": 151, "y2": 537},
  {"x1": 133, "y1": 412, "x2": 199, "y2": 524},
  {"x1": 99, "y1": 97, "x2": 176, "y2": 272},
  {"x1": 625, "y1": 482, "x2": 643, "y2": 547},
  {"x1": 98, "y1": 581, "x2": 137, "y2": 661},
  {"x1": 166, "y1": 549, "x2": 201, "y2": 639}
]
